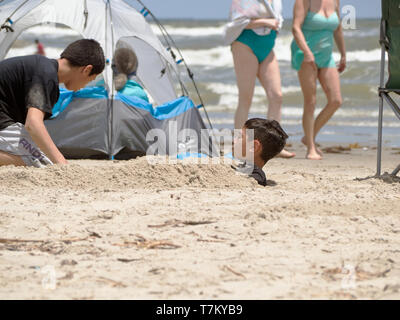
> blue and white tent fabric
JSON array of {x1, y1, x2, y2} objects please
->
[
  {"x1": 0, "y1": 0, "x2": 213, "y2": 159},
  {"x1": 0, "y1": 0, "x2": 178, "y2": 104},
  {"x1": 45, "y1": 88, "x2": 210, "y2": 159}
]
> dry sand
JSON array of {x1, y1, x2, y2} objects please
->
[{"x1": 0, "y1": 143, "x2": 399, "y2": 300}]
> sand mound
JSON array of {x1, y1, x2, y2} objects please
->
[{"x1": 0, "y1": 156, "x2": 258, "y2": 190}]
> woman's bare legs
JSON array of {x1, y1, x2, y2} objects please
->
[
  {"x1": 258, "y1": 51, "x2": 295, "y2": 158},
  {"x1": 232, "y1": 41, "x2": 259, "y2": 129},
  {"x1": 298, "y1": 62, "x2": 321, "y2": 160},
  {"x1": 314, "y1": 67, "x2": 342, "y2": 137},
  {"x1": 299, "y1": 67, "x2": 342, "y2": 158},
  {"x1": 258, "y1": 51, "x2": 282, "y2": 121}
]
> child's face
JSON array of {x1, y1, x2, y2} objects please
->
[
  {"x1": 64, "y1": 65, "x2": 98, "y2": 92},
  {"x1": 233, "y1": 126, "x2": 259, "y2": 162}
]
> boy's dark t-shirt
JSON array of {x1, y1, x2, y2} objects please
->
[
  {"x1": 0, "y1": 55, "x2": 59, "y2": 131},
  {"x1": 232, "y1": 162, "x2": 268, "y2": 186},
  {"x1": 250, "y1": 165, "x2": 267, "y2": 186}
]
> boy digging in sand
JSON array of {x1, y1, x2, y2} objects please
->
[
  {"x1": 233, "y1": 118, "x2": 288, "y2": 186},
  {"x1": 0, "y1": 39, "x2": 105, "y2": 167}
]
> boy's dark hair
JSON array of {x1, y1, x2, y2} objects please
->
[
  {"x1": 244, "y1": 118, "x2": 289, "y2": 163},
  {"x1": 60, "y1": 39, "x2": 105, "y2": 75}
]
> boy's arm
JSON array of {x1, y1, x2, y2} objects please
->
[{"x1": 25, "y1": 107, "x2": 68, "y2": 165}]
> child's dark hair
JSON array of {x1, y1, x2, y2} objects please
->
[
  {"x1": 113, "y1": 47, "x2": 138, "y2": 91},
  {"x1": 244, "y1": 118, "x2": 289, "y2": 163},
  {"x1": 114, "y1": 47, "x2": 138, "y2": 75},
  {"x1": 60, "y1": 39, "x2": 105, "y2": 75}
]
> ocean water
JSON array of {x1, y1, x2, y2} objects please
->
[{"x1": 6, "y1": 19, "x2": 400, "y2": 146}]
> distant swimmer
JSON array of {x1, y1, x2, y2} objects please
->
[{"x1": 35, "y1": 39, "x2": 45, "y2": 56}]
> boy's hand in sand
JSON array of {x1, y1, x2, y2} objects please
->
[{"x1": 25, "y1": 107, "x2": 68, "y2": 165}]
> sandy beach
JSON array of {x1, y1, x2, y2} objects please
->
[{"x1": 0, "y1": 143, "x2": 399, "y2": 300}]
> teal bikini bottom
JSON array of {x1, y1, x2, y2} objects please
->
[{"x1": 235, "y1": 29, "x2": 277, "y2": 63}]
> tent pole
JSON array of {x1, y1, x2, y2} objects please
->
[
  {"x1": 108, "y1": 0, "x2": 117, "y2": 160},
  {"x1": 109, "y1": 96, "x2": 114, "y2": 160},
  {"x1": 83, "y1": 0, "x2": 89, "y2": 29},
  {"x1": 135, "y1": 0, "x2": 214, "y2": 130},
  {"x1": 104, "y1": 1, "x2": 112, "y2": 159},
  {"x1": 0, "y1": 0, "x2": 30, "y2": 24},
  {"x1": 0, "y1": 0, "x2": 33, "y2": 32},
  {"x1": 104, "y1": 0, "x2": 117, "y2": 160}
]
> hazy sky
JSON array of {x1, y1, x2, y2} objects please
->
[{"x1": 140, "y1": 0, "x2": 381, "y2": 20}]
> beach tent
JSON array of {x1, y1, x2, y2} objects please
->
[
  {"x1": 377, "y1": 0, "x2": 400, "y2": 176},
  {"x1": 0, "y1": 0, "x2": 215, "y2": 159}
]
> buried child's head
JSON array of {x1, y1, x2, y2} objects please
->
[{"x1": 234, "y1": 118, "x2": 288, "y2": 168}]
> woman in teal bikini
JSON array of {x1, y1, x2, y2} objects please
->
[
  {"x1": 291, "y1": 0, "x2": 346, "y2": 160},
  {"x1": 225, "y1": 0, "x2": 295, "y2": 158}
]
